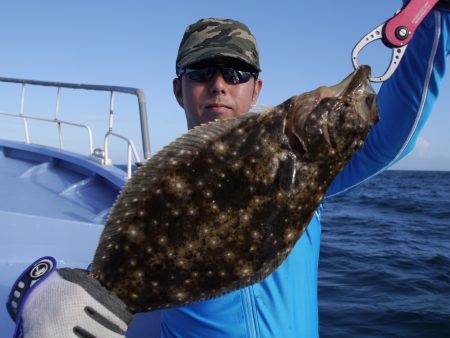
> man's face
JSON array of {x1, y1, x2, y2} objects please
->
[{"x1": 173, "y1": 61, "x2": 263, "y2": 129}]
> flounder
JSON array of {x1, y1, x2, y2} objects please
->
[{"x1": 91, "y1": 66, "x2": 379, "y2": 312}]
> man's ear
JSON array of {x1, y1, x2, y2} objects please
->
[
  {"x1": 173, "y1": 77, "x2": 184, "y2": 108},
  {"x1": 251, "y1": 78, "x2": 263, "y2": 106}
]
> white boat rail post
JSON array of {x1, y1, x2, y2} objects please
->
[
  {"x1": 51, "y1": 87, "x2": 94, "y2": 154},
  {"x1": 19, "y1": 83, "x2": 30, "y2": 144},
  {"x1": 104, "y1": 131, "x2": 141, "y2": 179},
  {"x1": 55, "y1": 86, "x2": 63, "y2": 150},
  {"x1": 135, "y1": 88, "x2": 151, "y2": 160},
  {"x1": 104, "y1": 90, "x2": 142, "y2": 178},
  {"x1": 103, "y1": 90, "x2": 115, "y2": 166}
]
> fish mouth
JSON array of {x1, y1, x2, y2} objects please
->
[
  {"x1": 329, "y1": 65, "x2": 374, "y2": 98},
  {"x1": 342, "y1": 65, "x2": 373, "y2": 95},
  {"x1": 351, "y1": 66, "x2": 378, "y2": 125},
  {"x1": 332, "y1": 66, "x2": 378, "y2": 125}
]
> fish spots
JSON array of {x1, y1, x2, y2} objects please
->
[
  {"x1": 237, "y1": 265, "x2": 254, "y2": 278},
  {"x1": 158, "y1": 236, "x2": 167, "y2": 246},
  {"x1": 213, "y1": 141, "x2": 229, "y2": 155},
  {"x1": 174, "y1": 291, "x2": 188, "y2": 301},
  {"x1": 218, "y1": 212, "x2": 229, "y2": 222},
  {"x1": 225, "y1": 251, "x2": 234, "y2": 260},
  {"x1": 166, "y1": 175, "x2": 191, "y2": 197},
  {"x1": 210, "y1": 201, "x2": 219, "y2": 213},
  {"x1": 240, "y1": 212, "x2": 250, "y2": 224},
  {"x1": 176, "y1": 259, "x2": 186, "y2": 267},
  {"x1": 203, "y1": 189, "x2": 213, "y2": 198},
  {"x1": 126, "y1": 224, "x2": 145, "y2": 243},
  {"x1": 251, "y1": 230, "x2": 260, "y2": 239},
  {"x1": 284, "y1": 229, "x2": 297, "y2": 242},
  {"x1": 315, "y1": 194, "x2": 323, "y2": 203},
  {"x1": 231, "y1": 160, "x2": 242, "y2": 170},
  {"x1": 201, "y1": 133, "x2": 211, "y2": 140},
  {"x1": 209, "y1": 237, "x2": 219, "y2": 247},
  {"x1": 187, "y1": 207, "x2": 197, "y2": 216},
  {"x1": 247, "y1": 196, "x2": 267, "y2": 214}
]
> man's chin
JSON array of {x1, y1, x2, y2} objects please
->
[{"x1": 203, "y1": 111, "x2": 234, "y2": 122}]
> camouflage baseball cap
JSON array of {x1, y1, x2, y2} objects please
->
[{"x1": 176, "y1": 18, "x2": 261, "y2": 75}]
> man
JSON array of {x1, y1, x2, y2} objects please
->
[
  {"x1": 8, "y1": 6, "x2": 449, "y2": 338},
  {"x1": 160, "y1": 12, "x2": 450, "y2": 337}
]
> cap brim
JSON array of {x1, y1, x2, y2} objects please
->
[{"x1": 178, "y1": 47, "x2": 261, "y2": 72}]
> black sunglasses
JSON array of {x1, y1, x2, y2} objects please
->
[{"x1": 178, "y1": 65, "x2": 258, "y2": 84}]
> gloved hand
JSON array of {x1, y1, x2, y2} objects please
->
[{"x1": 7, "y1": 257, "x2": 133, "y2": 338}]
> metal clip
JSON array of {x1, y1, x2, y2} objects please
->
[{"x1": 352, "y1": 22, "x2": 407, "y2": 83}]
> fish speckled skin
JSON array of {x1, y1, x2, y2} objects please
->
[{"x1": 91, "y1": 66, "x2": 378, "y2": 313}]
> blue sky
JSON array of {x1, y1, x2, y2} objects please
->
[{"x1": 0, "y1": 0, "x2": 449, "y2": 170}]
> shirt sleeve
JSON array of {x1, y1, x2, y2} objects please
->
[{"x1": 326, "y1": 9, "x2": 450, "y2": 198}]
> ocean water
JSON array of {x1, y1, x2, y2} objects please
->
[{"x1": 319, "y1": 170, "x2": 450, "y2": 337}]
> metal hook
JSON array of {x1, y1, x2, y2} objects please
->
[{"x1": 352, "y1": 22, "x2": 408, "y2": 82}]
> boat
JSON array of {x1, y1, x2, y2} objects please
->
[{"x1": 0, "y1": 76, "x2": 161, "y2": 337}]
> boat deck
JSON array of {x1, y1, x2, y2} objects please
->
[
  {"x1": 0, "y1": 76, "x2": 160, "y2": 337},
  {"x1": 0, "y1": 141, "x2": 121, "y2": 222}
]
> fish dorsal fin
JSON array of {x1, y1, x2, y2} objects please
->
[{"x1": 143, "y1": 112, "x2": 257, "y2": 169}]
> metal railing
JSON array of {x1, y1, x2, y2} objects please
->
[{"x1": 0, "y1": 76, "x2": 151, "y2": 178}]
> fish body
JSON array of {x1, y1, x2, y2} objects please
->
[{"x1": 92, "y1": 66, "x2": 378, "y2": 313}]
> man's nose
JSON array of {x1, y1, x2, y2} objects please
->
[{"x1": 209, "y1": 70, "x2": 227, "y2": 95}]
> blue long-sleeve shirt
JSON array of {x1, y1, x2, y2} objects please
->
[{"x1": 151, "y1": 9, "x2": 449, "y2": 338}]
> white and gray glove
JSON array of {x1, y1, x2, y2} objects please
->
[{"x1": 7, "y1": 257, "x2": 133, "y2": 338}]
